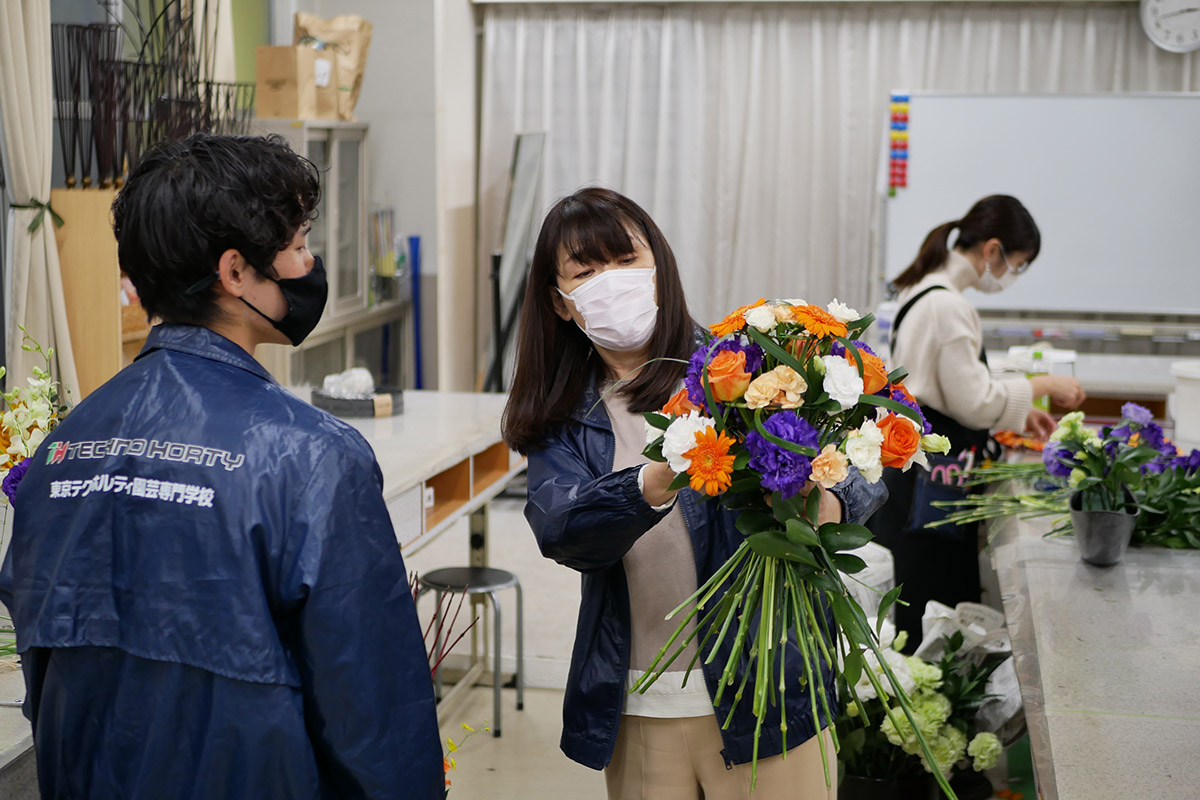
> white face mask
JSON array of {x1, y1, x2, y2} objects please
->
[
  {"x1": 557, "y1": 267, "x2": 658, "y2": 352},
  {"x1": 976, "y1": 260, "x2": 1020, "y2": 294}
]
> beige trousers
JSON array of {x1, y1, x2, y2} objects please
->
[{"x1": 604, "y1": 714, "x2": 837, "y2": 800}]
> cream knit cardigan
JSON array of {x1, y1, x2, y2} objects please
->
[{"x1": 890, "y1": 251, "x2": 1033, "y2": 435}]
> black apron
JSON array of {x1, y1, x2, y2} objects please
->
[{"x1": 867, "y1": 286, "x2": 996, "y2": 645}]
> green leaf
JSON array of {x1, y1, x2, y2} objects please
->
[
  {"x1": 784, "y1": 517, "x2": 822, "y2": 547},
  {"x1": 746, "y1": 532, "x2": 820, "y2": 566},
  {"x1": 886, "y1": 367, "x2": 908, "y2": 384},
  {"x1": 745, "y1": 325, "x2": 807, "y2": 376},
  {"x1": 831, "y1": 553, "x2": 868, "y2": 574},
  {"x1": 876, "y1": 586, "x2": 904, "y2": 631},
  {"x1": 735, "y1": 511, "x2": 778, "y2": 538},
  {"x1": 842, "y1": 647, "x2": 864, "y2": 688},
  {"x1": 733, "y1": 450, "x2": 751, "y2": 471},
  {"x1": 845, "y1": 313, "x2": 876, "y2": 338},
  {"x1": 771, "y1": 490, "x2": 808, "y2": 525},
  {"x1": 835, "y1": 336, "x2": 865, "y2": 377},
  {"x1": 857, "y1": 393, "x2": 923, "y2": 427},
  {"x1": 668, "y1": 471, "x2": 691, "y2": 492},
  {"x1": 805, "y1": 484, "x2": 823, "y2": 524},
  {"x1": 641, "y1": 440, "x2": 665, "y2": 462},
  {"x1": 818, "y1": 523, "x2": 874, "y2": 552},
  {"x1": 644, "y1": 412, "x2": 672, "y2": 430}
]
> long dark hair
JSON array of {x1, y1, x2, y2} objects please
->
[
  {"x1": 502, "y1": 188, "x2": 695, "y2": 455},
  {"x1": 892, "y1": 195, "x2": 1040, "y2": 289}
]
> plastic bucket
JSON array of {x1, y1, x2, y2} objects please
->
[{"x1": 1170, "y1": 360, "x2": 1200, "y2": 453}]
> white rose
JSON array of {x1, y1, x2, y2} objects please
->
[
  {"x1": 820, "y1": 355, "x2": 865, "y2": 410},
  {"x1": 661, "y1": 411, "x2": 716, "y2": 473},
  {"x1": 743, "y1": 304, "x2": 777, "y2": 333},
  {"x1": 827, "y1": 298, "x2": 860, "y2": 324}
]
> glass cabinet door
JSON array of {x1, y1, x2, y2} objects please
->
[
  {"x1": 333, "y1": 132, "x2": 365, "y2": 313},
  {"x1": 305, "y1": 135, "x2": 330, "y2": 270}
]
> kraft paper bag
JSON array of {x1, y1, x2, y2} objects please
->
[
  {"x1": 255, "y1": 45, "x2": 341, "y2": 120},
  {"x1": 294, "y1": 12, "x2": 373, "y2": 121}
]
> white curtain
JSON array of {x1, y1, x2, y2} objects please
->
[
  {"x1": 478, "y1": 2, "x2": 1200, "y2": 342},
  {"x1": 0, "y1": 0, "x2": 79, "y2": 393}
]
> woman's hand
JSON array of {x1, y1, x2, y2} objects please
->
[
  {"x1": 797, "y1": 481, "x2": 844, "y2": 525},
  {"x1": 1030, "y1": 375, "x2": 1087, "y2": 409},
  {"x1": 642, "y1": 461, "x2": 682, "y2": 508},
  {"x1": 1025, "y1": 408, "x2": 1057, "y2": 440}
]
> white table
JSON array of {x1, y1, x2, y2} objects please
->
[{"x1": 987, "y1": 513, "x2": 1200, "y2": 799}]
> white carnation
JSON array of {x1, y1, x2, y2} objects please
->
[
  {"x1": 661, "y1": 411, "x2": 715, "y2": 473},
  {"x1": 827, "y1": 298, "x2": 861, "y2": 324},
  {"x1": 846, "y1": 420, "x2": 884, "y2": 482},
  {"x1": 820, "y1": 355, "x2": 865, "y2": 410},
  {"x1": 743, "y1": 304, "x2": 777, "y2": 333},
  {"x1": 851, "y1": 646, "x2": 915, "y2": 702}
]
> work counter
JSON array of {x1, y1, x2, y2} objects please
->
[{"x1": 986, "y1": 513, "x2": 1200, "y2": 799}]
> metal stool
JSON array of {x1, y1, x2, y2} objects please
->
[{"x1": 417, "y1": 566, "x2": 523, "y2": 736}]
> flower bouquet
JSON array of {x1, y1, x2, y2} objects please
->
[
  {"x1": 836, "y1": 625, "x2": 1003, "y2": 787},
  {"x1": 636, "y1": 298, "x2": 953, "y2": 792},
  {"x1": 932, "y1": 403, "x2": 1200, "y2": 548}
]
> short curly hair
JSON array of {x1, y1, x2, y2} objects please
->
[{"x1": 112, "y1": 133, "x2": 321, "y2": 325}]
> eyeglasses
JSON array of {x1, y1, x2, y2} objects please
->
[{"x1": 999, "y1": 244, "x2": 1032, "y2": 275}]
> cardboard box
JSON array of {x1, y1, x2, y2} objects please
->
[{"x1": 255, "y1": 45, "x2": 338, "y2": 120}]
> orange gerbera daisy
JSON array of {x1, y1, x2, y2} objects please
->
[
  {"x1": 683, "y1": 427, "x2": 737, "y2": 496},
  {"x1": 709, "y1": 298, "x2": 767, "y2": 337},
  {"x1": 791, "y1": 304, "x2": 848, "y2": 339}
]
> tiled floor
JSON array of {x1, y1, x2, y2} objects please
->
[{"x1": 413, "y1": 496, "x2": 1018, "y2": 799}]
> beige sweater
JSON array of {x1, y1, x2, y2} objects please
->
[{"x1": 891, "y1": 251, "x2": 1033, "y2": 434}]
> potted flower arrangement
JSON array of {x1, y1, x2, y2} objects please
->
[
  {"x1": 933, "y1": 403, "x2": 1198, "y2": 564},
  {"x1": 836, "y1": 627, "x2": 1003, "y2": 800},
  {"x1": 636, "y1": 298, "x2": 957, "y2": 793}
]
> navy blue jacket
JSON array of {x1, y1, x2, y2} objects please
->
[
  {"x1": 525, "y1": 380, "x2": 888, "y2": 770},
  {"x1": 0, "y1": 324, "x2": 442, "y2": 799}
]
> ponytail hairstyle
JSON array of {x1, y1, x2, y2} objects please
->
[{"x1": 892, "y1": 195, "x2": 1040, "y2": 289}]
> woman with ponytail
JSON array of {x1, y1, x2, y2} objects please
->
[{"x1": 869, "y1": 195, "x2": 1085, "y2": 644}]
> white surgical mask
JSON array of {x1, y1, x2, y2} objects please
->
[
  {"x1": 976, "y1": 259, "x2": 1020, "y2": 294},
  {"x1": 557, "y1": 267, "x2": 658, "y2": 352}
]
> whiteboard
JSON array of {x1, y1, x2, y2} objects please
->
[{"x1": 881, "y1": 93, "x2": 1200, "y2": 316}]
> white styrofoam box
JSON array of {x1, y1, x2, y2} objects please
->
[{"x1": 1170, "y1": 360, "x2": 1200, "y2": 453}]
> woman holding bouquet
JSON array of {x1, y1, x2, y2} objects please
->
[
  {"x1": 869, "y1": 194, "x2": 1086, "y2": 642},
  {"x1": 502, "y1": 187, "x2": 887, "y2": 799}
]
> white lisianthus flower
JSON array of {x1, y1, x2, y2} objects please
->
[
  {"x1": 820, "y1": 355, "x2": 865, "y2": 410},
  {"x1": 846, "y1": 420, "x2": 884, "y2": 482},
  {"x1": 852, "y1": 647, "x2": 914, "y2": 702},
  {"x1": 1049, "y1": 410, "x2": 1087, "y2": 443},
  {"x1": 827, "y1": 298, "x2": 860, "y2": 324},
  {"x1": 920, "y1": 433, "x2": 951, "y2": 454},
  {"x1": 743, "y1": 304, "x2": 777, "y2": 333},
  {"x1": 661, "y1": 411, "x2": 716, "y2": 474}
]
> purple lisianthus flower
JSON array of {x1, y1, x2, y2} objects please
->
[
  {"x1": 1042, "y1": 442, "x2": 1077, "y2": 479},
  {"x1": 745, "y1": 411, "x2": 819, "y2": 498},
  {"x1": 684, "y1": 337, "x2": 765, "y2": 409},
  {"x1": 830, "y1": 339, "x2": 877, "y2": 359},
  {"x1": 1121, "y1": 402, "x2": 1154, "y2": 427},
  {"x1": 2, "y1": 459, "x2": 31, "y2": 505},
  {"x1": 1139, "y1": 422, "x2": 1172, "y2": 456},
  {"x1": 1171, "y1": 449, "x2": 1200, "y2": 474}
]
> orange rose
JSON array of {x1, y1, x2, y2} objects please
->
[
  {"x1": 661, "y1": 388, "x2": 698, "y2": 416},
  {"x1": 845, "y1": 351, "x2": 889, "y2": 395},
  {"x1": 877, "y1": 413, "x2": 921, "y2": 469},
  {"x1": 706, "y1": 350, "x2": 752, "y2": 402}
]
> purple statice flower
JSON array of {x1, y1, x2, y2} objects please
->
[
  {"x1": 1042, "y1": 442, "x2": 1077, "y2": 479},
  {"x1": 745, "y1": 411, "x2": 819, "y2": 498},
  {"x1": 830, "y1": 339, "x2": 877, "y2": 359},
  {"x1": 2, "y1": 459, "x2": 31, "y2": 505},
  {"x1": 883, "y1": 386, "x2": 931, "y2": 435},
  {"x1": 1171, "y1": 449, "x2": 1200, "y2": 474},
  {"x1": 1121, "y1": 403, "x2": 1154, "y2": 427},
  {"x1": 684, "y1": 337, "x2": 765, "y2": 409}
]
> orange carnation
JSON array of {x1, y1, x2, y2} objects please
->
[
  {"x1": 877, "y1": 412, "x2": 921, "y2": 469},
  {"x1": 661, "y1": 388, "x2": 698, "y2": 417},
  {"x1": 845, "y1": 350, "x2": 889, "y2": 395},
  {"x1": 791, "y1": 304, "x2": 848, "y2": 339},
  {"x1": 706, "y1": 350, "x2": 752, "y2": 402},
  {"x1": 709, "y1": 298, "x2": 767, "y2": 337},
  {"x1": 683, "y1": 427, "x2": 737, "y2": 496}
]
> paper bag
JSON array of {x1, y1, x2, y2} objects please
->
[
  {"x1": 294, "y1": 12, "x2": 373, "y2": 121},
  {"x1": 255, "y1": 46, "x2": 339, "y2": 120}
]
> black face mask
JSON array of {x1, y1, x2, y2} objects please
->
[{"x1": 241, "y1": 256, "x2": 329, "y2": 346}]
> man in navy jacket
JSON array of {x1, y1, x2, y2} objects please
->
[{"x1": 0, "y1": 134, "x2": 443, "y2": 799}]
